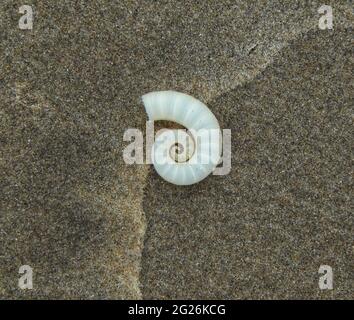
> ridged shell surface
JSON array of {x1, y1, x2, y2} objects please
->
[{"x1": 142, "y1": 91, "x2": 221, "y2": 185}]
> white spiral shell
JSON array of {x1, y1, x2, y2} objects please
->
[{"x1": 142, "y1": 91, "x2": 221, "y2": 185}]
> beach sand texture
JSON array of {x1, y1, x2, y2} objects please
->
[{"x1": 0, "y1": 1, "x2": 352, "y2": 299}]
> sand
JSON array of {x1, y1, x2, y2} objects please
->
[{"x1": 0, "y1": 1, "x2": 352, "y2": 299}]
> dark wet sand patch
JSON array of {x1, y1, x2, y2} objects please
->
[{"x1": 140, "y1": 29, "x2": 353, "y2": 299}]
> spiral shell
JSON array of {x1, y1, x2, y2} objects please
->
[{"x1": 142, "y1": 91, "x2": 221, "y2": 185}]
